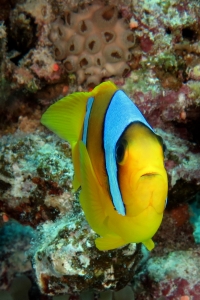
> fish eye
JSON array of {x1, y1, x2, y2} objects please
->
[{"x1": 115, "y1": 139, "x2": 127, "y2": 164}]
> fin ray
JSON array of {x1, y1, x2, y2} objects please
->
[{"x1": 41, "y1": 92, "x2": 89, "y2": 146}]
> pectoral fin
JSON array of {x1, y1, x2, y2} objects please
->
[{"x1": 79, "y1": 141, "x2": 108, "y2": 237}]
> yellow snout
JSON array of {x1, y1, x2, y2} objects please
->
[
  {"x1": 136, "y1": 172, "x2": 167, "y2": 214},
  {"x1": 124, "y1": 169, "x2": 167, "y2": 217}
]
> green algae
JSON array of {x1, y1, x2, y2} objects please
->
[
  {"x1": 145, "y1": 52, "x2": 178, "y2": 71},
  {"x1": 124, "y1": 69, "x2": 161, "y2": 98},
  {"x1": 188, "y1": 81, "x2": 200, "y2": 103}
]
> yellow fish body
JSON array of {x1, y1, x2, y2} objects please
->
[{"x1": 41, "y1": 81, "x2": 168, "y2": 251}]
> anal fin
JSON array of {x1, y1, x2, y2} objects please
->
[
  {"x1": 95, "y1": 235, "x2": 127, "y2": 251},
  {"x1": 142, "y1": 239, "x2": 155, "y2": 251}
]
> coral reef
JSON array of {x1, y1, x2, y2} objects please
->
[
  {"x1": 0, "y1": 0, "x2": 200, "y2": 299},
  {"x1": 157, "y1": 128, "x2": 200, "y2": 201},
  {"x1": 0, "y1": 132, "x2": 74, "y2": 227},
  {"x1": 0, "y1": 130, "x2": 142, "y2": 298},
  {"x1": 132, "y1": 247, "x2": 200, "y2": 299},
  {"x1": 33, "y1": 215, "x2": 140, "y2": 295},
  {"x1": 48, "y1": 3, "x2": 134, "y2": 87},
  {"x1": 0, "y1": 23, "x2": 9, "y2": 108}
]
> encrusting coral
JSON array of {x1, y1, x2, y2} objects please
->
[
  {"x1": 33, "y1": 214, "x2": 140, "y2": 295},
  {"x1": 49, "y1": 2, "x2": 134, "y2": 87}
]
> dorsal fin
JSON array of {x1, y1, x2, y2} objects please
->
[
  {"x1": 41, "y1": 92, "x2": 89, "y2": 147},
  {"x1": 41, "y1": 81, "x2": 118, "y2": 146}
]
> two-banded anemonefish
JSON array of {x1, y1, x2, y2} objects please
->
[{"x1": 41, "y1": 81, "x2": 168, "y2": 251}]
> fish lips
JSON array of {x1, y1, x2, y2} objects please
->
[{"x1": 141, "y1": 172, "x2": 159, "y2": 177}]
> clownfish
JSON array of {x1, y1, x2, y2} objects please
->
[{"x1": 41, "y1": 81, "x2": 168, "y2": 251}]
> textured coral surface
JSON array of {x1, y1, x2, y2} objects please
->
[
  {"x1": 49, "y1": 3, "x2": 134, "y2": 87},
  {"x1": 0, "y1": 0, "x2": 200, "y2": 299},
  {"x1": 34, "y1": 217, "x2": 140, "y2": 295}
]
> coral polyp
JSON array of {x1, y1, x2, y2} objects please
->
[{"x1": 49, "y1": 3, "x2": 134, "y2": 87}]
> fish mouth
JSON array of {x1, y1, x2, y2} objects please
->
[
  {"x1": 141, "y1": 172, "x2": 158, "y2": 177},
  {"x1": 139, "y1": 172, "x2": 166, "y2": 214}
]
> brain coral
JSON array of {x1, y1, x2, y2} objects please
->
[{"x1": 49, "y1": 3, "x2": 135, "y2": 87}]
